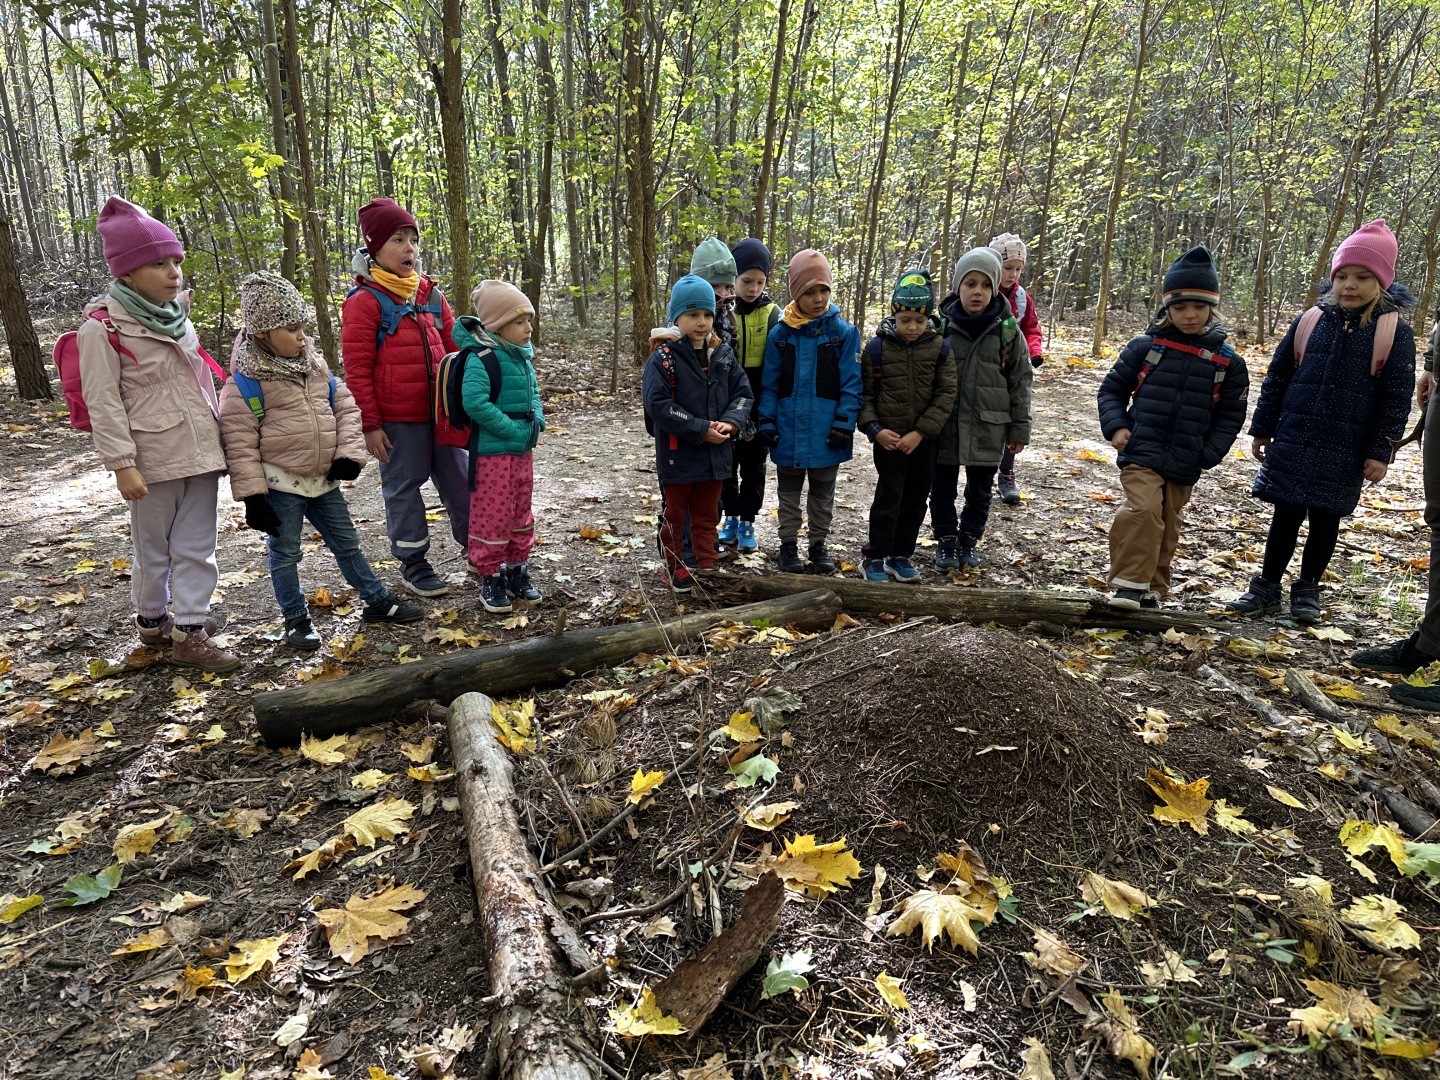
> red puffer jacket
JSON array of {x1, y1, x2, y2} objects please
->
[{"x1": 341, "y1": 275, "x2": 457, "y2": 429}]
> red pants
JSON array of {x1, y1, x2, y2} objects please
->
[
  {"x1": 467, "y1": 453, "x2": 535, "y2": 575},
  {"x1": 662, "y1": 480, "x2": 722, "y2": 570}
]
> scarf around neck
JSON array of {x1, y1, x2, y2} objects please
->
[
  {"x1": 782, "y1": 301, "x2": 821, "y2": 328},
  {"x1": 369, "y1": 265, "x2": 420, "y2": 300},
  {"x1": 232, "y1": 331, "x2": 313, "y2": 381},
  {"x1": 109, "y1": 281, "x2": 189, "y2": 339}
]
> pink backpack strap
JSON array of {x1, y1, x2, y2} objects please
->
[
  {"x1": 1371, "y1": 311, "x2": 1398, "y2": 376},
  {"x1": 1291, "y1": 306, "x2": 1324, "y2": 366},
  {"x1": 198, "y1": 345, "x2": 227, "y2": 382}
]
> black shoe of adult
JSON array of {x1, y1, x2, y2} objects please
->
[
  {"x1": 1351, "y1": 632, "x2": 1436, "y2": 676},
  {"x1": 1389, "y1": 681, "x2": 1440, "y2": 713}
]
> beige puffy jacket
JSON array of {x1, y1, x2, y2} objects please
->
[
  {"x1": 219, "y1": 351, "x2": 367, "y2": 500},
  {"x1": 76, "y1": 296, "x2": 226, "y2": 483}
]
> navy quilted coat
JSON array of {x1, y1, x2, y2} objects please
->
[
  {"x1": 1250, "y1": 300, "x2": 1415, "y2": 516},
  {"x1": 1096, "y1": 324, "x2": 1249, "y2": 485}
]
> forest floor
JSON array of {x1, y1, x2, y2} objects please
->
[{"x1": 1, "y1": 312, "x2": 1439, "y2": 1080}]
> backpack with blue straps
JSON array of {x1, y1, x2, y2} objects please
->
[
  {"x1": 231, "y1": 370, "x2": 336, "y2": 423},
  {"x1": 346, "y1": 281, "x2": 445, "y2": 349}
]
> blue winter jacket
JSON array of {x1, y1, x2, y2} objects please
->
[
  {"x1": 643, "y1": 334, "x2": 752, "y2": 485},
  {"x1": 1250, "y1": 298, "x2": 1415, "y2": 516},
  {"x1": 756, "y1": 304, "x2": 863, "y2": 469},
  {"x1": 1096, "y1": 323, "x2": 1249, "y2": 486}
]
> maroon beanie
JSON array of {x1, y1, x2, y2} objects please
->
[
  {"x1": 97, "y1": 197, "x2": 183, "y2": 279},
  {"x1": 1332, "y1": 219, "x2": 1397, "y2": 290},
  {"x1": 358, "y1": 198, "x2": 419, "y2": 259}
]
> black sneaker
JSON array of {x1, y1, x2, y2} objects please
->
[
  {"x1": 777, "y1": 541, "x2": 806, "y2": 574},
  {"x1": 1140, "y1": 591, "x2": 1161, "y2": 610},
  {"x1": 1227, "y1": 575, "x2": 1281, "y2": 615},
  {"x1": 669, "y1": 565, "x2": 695, "y2": 593},
  {"x1": 1109, "y1": 588, "x2": 1144, "y2": 611},
  {"x1": 1351, "y1": 632, "x2": 1436, "y2": 676},
  {"x1": 402, "y1": 560, "x2": 449, "y2": 598},
  {"x1": 505, "y1": 562, "x2": 541, "y2": 602},
  {"x1": 480, "y1": 574, "x2": 513, "y2": 612},
  {"x1": 363, "y1": 593, "x2": 425, "y2": 623},
  {"x1": 1390, "y1": 682, "x2": 1440, "y2": 713},
  {"x1": 285, "y1": 616, "x2": 322, "y2": 650},
  {"x1": 958, "y1": 535, "x2": 981, "y2": 569},
  {"x1": 934, "y1": 536, "x2": 959, "y2": 570},
  {"x1": 808, "y1": 541, "x2": 835, "y2": 574},
  {"x1": 1290, "y1": 579, "x2": 1322, "y2": 625}
]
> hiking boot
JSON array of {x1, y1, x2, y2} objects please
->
[
  {"x1": 934, "y1": 536, "x2": 960, "y2": 570},
  {"x1": 1227, "y1": 576, "x2": 1281, "y2": 615},
  {"x1": 1390, "y1": 682, "x2": 1440, "y2": 714},
  {"x1": 402, "y1": 560, "x2": 449, "y2": 598},
  {"x1": 668, "y1": 565, "x2": 695, "y2": 593},
  {"x1": 284, "y1": 616, "x2": 322, "y2": 650},
  {"x1": 363, "y1": 593, "x2": 425, "y2": 623},
  {"x1": 736, "y1": 520, "x2": 758, "y2": 551},
  {"x1": 808, "y1": 541, "x2": 835, "y2": 574},
  {"x1": 1351, "y1": 632, "x2": 1436, "y2": 676},
  {"x1": 863, "y1": 558, "x2": 888, "y2": 582},
  {"x1": 1109, "y1": 588, "x2": 1144, "y2": 610},
  {"x1": 505, "y1": 562, "x2": 542, "y2": 602},
  {"x1": 681, "y1": 550, "x2": 699, "y2": 569},
  {"x1": 136, "y1": 613, "x2": 216, "y2": 649},
  {"x1": 480, "y1": 574, "x2": 513, "y2": 613},
  {"x1": 1290, "y1": 579, "x2": 1323, "y2": 625},
  {"x1": 997, "y1": 473, "x2": 1021, "y2": 506},
  {"x1": 718, "y1": 516, "x2": 739, "y2": 546},
  {"x1": 958, "y1": 535, "x2": 981, "y2": 570},
  {"x1": 884, "y1": 556, "x2": 921, "y2": 583},
  {"x1": 171, "y1": 627, "x2": 241, "y2": 673},
  {"x1": 777, "y1": 541, "x2": 806, "y2": 574},
  {"x1": 1141, "y1": 591, "x2": 1161, "y2": 610}
]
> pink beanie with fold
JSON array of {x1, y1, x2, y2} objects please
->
[
  {"x1": 1332, "y1": 219, "x2": 1397, "y2": 289},
  {"x1": 471, "y1": 279, "x2": 534, "y2": 333},
  {"x1": 97, "y1": 197, "x2": 184, "y2": 279}
]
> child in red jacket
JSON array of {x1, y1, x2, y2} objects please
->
[
  {"x1": 988, "y1": 233, "x2": 1043, "y2": 506},
  {"x1": 342, "y1": 198, "x2": 470, "y2": 598}
]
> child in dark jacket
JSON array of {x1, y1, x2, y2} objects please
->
[
  {"x1": 691, "y1": 237, "x2": 738, "y2": 349},
  {"x1": 1228, "y1": 220, "x2": 1415, "y2": 624},
  {"x1": 1097, "y1": 246, "x2": 1249, "y2": 610},
  {"x1": 859, "y1": 270, "x2": 957, "y2": 582},
  {"x1": 989, "y1": 233, "x2": 1044, "y2": 505},
  {"x1": 644, "y1": 275, "x2": 752, "y2": 592}
]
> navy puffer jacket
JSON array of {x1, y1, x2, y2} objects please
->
[
  {"x1": 643, "y1": 335, "x2": 752, "y2": 485},
  {"x1": 1250, "y1": 294, "x2": 1415, "y2": 516},
  {"x1": 1097, "y1": 323, "x2": 1249, "y2": 485}
]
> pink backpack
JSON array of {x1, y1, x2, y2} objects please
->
[{"x1": 1292, "y1": 305, "x2": 1399, "y2": 375}]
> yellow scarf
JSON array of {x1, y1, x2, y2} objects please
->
[
  {"x1": 781, "y1": 301, "x2": 815, "y2": 328},
  {"x1": 369, "y1": 265, "x2": 420, "y2": 299}
]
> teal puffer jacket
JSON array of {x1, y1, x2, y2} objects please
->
[{"x1": 455, "y1": 316, "x2": 544, "y2": 457}]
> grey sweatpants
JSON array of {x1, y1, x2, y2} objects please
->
[
  {"x1": 776, "y1": 465, "x2": 838, "y2": 544},
  {"x1": 129, "y1": 472, "x2": 221, "y2": 626},
  {"x1": 378, "y1": 421, "x2": 472, "y2": 565}
]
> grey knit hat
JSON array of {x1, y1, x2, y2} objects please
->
[
  {"x1": 240, "y1": 271, "x2": 313, "y2": 335},
  {"x1": 952, "y1": 248, "x2": 1002, "y2": 293}
]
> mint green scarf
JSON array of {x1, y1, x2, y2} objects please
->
[{"x1": 109, "y1": 282, "x2": 190, "y2": 339}]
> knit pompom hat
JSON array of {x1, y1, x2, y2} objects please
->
[
  {"x1": 667, "y1": 274, "x2": 716, "y2": 323},
  {"x1": 690, "y1": 238, "x2": 737, "y2": 286},
  {"x1": 1161, "y1": 246, "x2": 1221, "y2": 308},
  {"x1": 988, "y1": 233, "x2": 1028, "y2": 264},
  {"x1": 786, "y1": 249, "x2": 833, "y2": 303},
  {"x1": 1332, "y1": 219, "x2": 1397, "y2": 289},
  {"x1": 471, "y1": 279, "x2": 534, "y2": 333},
  {"x1": 97, "y1": 197, "x2": 184, "y2": 279},
  {"x1": 240, "y1": 271, "x2": 313, "y2": 335},
  {"x1": 952, "y1": 247, "x2": 1002, "y2": 293},
  {"x1": 731, "y1": 238, "x2": 772, "y2": 279},
  {"x1": 358, "y1": 197, "x2": 419, "y2": 259},
  {"x1": 891, "y1": 268, "x2": 936, "y2": 316}
]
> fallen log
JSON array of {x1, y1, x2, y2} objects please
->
[
  {"x1": 448, "y1": 692, "x2": 598, "y2": 1080},
  {"x1": 252, "y1": 589, "x2": 842, "y2": 745},
  {"x1": 718, "y1": 574, "x2": 1226, "y2": 631}
]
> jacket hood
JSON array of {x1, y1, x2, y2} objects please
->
[
  {"x1": 735, "y1": 291, "x2": 775, "y2": 316},
  {"x1": 453, "y1": 314, "x2": 498, "y2": 353}
]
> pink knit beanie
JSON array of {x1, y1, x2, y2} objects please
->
[
  {"x1": 786, "y1": 249, "x2": 833, "y2": 303},
  {"x1": 97, "y1": 197, "x2": 184, "y2": 279},
  {"x1": 471, "y1": 280, "x2": 534, "y2": 333},
  {"x1": 358, "y1": 198, "x2": 419, "y2": 259},
  {"x1": 1332, "y1": 219, "x2": 1397, "y2": 289}
]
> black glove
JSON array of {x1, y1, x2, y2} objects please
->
[
  {"x1": 326, "y1": 457, "x2": 363, "y2": 482},
  {"x1": 243, "y1": 495, "x2": 282, "y2": 536},
  {"x1": 826, "y1": 427, "x2": 854, "y2": 450},
  {"x1": 1031, "y1": 354, "x2": 1044, "y2": 369},
  {"x1": 756, "y1": 427, "x2": 780, "y2": 449}
]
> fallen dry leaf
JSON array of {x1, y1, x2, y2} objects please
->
[
  {"x1": 771, "y1": 834, "x2": 862, "y2": 897},
  {"x1": 1087, "y1": 992, "x2": 1156, "y2": 1079},
  {"x1": 1024, "y1": 927, "x2": 1086, "y2": 980},
  {"x1": 1080, "y1": 872, "x2": 1156, "y2": 920},
  {"x1": 32, "y1": 729, "x2": 101, "y2": 775},
  {"x1": 1144, "y1": 768, "x2": 1212, "y2": 834},
  {"x1": 316, "y1": 883, "x2": 426, "y2": 963},
  {"x1": 341, "y1": 799, "x2": 415, "y2": 847},
  {"x1": 223, "y1": 935, "x2": 287, "y2": 983}
]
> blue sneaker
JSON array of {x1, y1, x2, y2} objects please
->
[
  {"x1": 718, "y1": 516, "x2": 739, "y2": 546},
  {"x1": 736, "y1": 520, "x2": 758, "y2": 551},
  {"x1": 884, "y1": 556, "x2": 921, "y2": 583},
  {"x1": 863, "y1": 558, "x2": 888, "y2": 582}
]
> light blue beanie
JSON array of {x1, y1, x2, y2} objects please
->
[{"x1": 667, "y1": 274, "x2": 716, "y2": 323}]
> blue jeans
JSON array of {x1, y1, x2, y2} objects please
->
[{"x1": 266, "y1": 487, "x2": 388, "y2": 620}]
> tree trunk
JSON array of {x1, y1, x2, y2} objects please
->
[
  {"x1": 750, "y1": 0, "x2": 791, "y2": 240},
  {"x1": 447, "y1": 693, "x2": 600, "y2": 1080},
  {"x1": 0, "y1": 70, "x2": 41, "y2": 259},
  {"x1": 622, "y1": 0, "x2": 657, "y2": 362},
  {"x1": 936, "y1": 25, "x2": 972, "y2": 297},
  {"x1": 0, "y1": 204, "x2": 48, "y2": 400},
  {"x1": 252, "y1": 590, "x2": 843, "y2": 744},
  {"x1": 560, "y1": 0, "x2": 588, "y2": 327},
  {"x1": 525, "y1": 0, "x2": 559, "y2": 317},
  {"x1": 131, "y1": 0, "x2": 165, "y2": 211},
  {"x1": 487, "y1": 0, "x2": 529, "y2": 269},
  {"x1": 258, "y1": 0, "x2": 299, "y2": 280},
  {"x1": 435, "y1": 0, "x2": 473, "y2": 304}
]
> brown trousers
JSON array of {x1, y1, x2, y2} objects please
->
[{"x1": 1107, "y1": 465, "x2": 1194, "y2": 594}]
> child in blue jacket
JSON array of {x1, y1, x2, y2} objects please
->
[{"x1": 756, "y1": 249, "x2": 862, "y2": 574}]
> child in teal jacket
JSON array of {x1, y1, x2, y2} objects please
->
[{"x1": 459, "y1": 280, "x2": 545, "y2": 614}]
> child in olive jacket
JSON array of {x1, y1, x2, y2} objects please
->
[{"x1": 859, "y1": 269, "x2": 957, "y2": 582}]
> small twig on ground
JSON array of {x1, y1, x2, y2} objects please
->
[
  {"x1": 579, "y1": 815, "x2": 747, "y2": 927},
  {"x1": 537, "y1": 756, "x2": 587, "y2": 845}
]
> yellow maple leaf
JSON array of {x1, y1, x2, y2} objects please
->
[
  {"x1": 299, "y1": 733, "x2": 359, "y2": 765},
  {"x1": 1340, "y1": 819, "x2": 1408, "y2": 872},
  {"x1": 609, "y1": 986, "x2": 687, "y2": 1036},
  {"x1": 1376, "y1": 1033, "x2": 1440, "y2": 1059},
  {"x1": 1375, "y1": 713, "x2": 1437, "y2": 750},
  {"x1": 342, "y1": 798, "x2": 415, "y2": 847},
  {"x1": 1144, "y1": 769, "x2": 1212, "y2": 834},
  {"x1": 1076, "y1": 448, "x2": 1107, "y2": 461},
  {"x1": 406, "y1": 763, "x2": 454, "y2": 783},
  {"x1": 773, "y1": 834, "x2": 862, "y2": 897},
  {"x1": 223, "y1": 934, "x2": 287, "y2": 983},
  {"x1": 400, "y1": 736, "x2": 436, "y2": 763},
  {"x1": 1342, "y1": 895, "x2": 1421, "y2": 951},
  {"x1": 1023, "y1": 927, "x2": 1086, "y2": 979},
  {"x1": 887, "y1": 889, "x2": 986, "y2": 954},
  {"x1": 293, "y1": 1047, "x2": 335, "y2": 1080},
  {"x1": 316, "y1": 883, "x2": 426, "y2": 964},
  {"x1": 627, "y1": 768, "x2": 665, "y2": 805},
  {"x1": 719, "y1": 711, "x2": 761, "y2": 743},
  {"x1": 743, "y1": 801, "x2": 799, "y2": 831},
  {"x1": 875, "y1": 970, "x2": 910, "y2": 1009},
  {"x1": 331, "y1": 633, "x2": 366, "y2": 663},
  {"x1": 1212, "y1": 799, "x2": 1256, "y2": 835},
  {"x1": 113, "y1": 814, "x2": 171, "y2": 863},
  {"x1": 1290, "y1": 979, "x2": 1385, "y2": 1040},
  {"x1": 219, "y1": 807, "x2": 271, "y2": 839},
  {"x1": 284, "y1": 835, "x2": 357, "y2": 880},
  {"x1": 1266, "y1": 784, "x2": 1306, "y2": 809},
  {"x1": 1088, "y1": 993, "x2": 1156, "y2": 1080},
  {"x1": 350, "y1": 769, "x2": 393, "y2": 790},
  {"x1": 491, "y1": 698, "x2": 537, "y2": 755},
  {"x1": 176, "y1": 965, "x2": 218, "y2": 1000},
  {"x1": 32, "y1": 729, "x2": 101, "y2": 775},
  {"x1": 1080, "y1": 872, "x2": 1156, "y2": 920},
  {"x1": 111, "y1": 927, "x2": 173, "y2": 956}
]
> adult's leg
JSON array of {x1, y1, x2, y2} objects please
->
[
  {"x1": 430, "y1": 436, "x2": 474, "y2": 549},
  {"x1": 1260, "y1": 502, "x2": 1307, "y2": 582},
  {"x1": 307, "y1": 487, "x2": 388, "y2": 606},
  {"x1": 264, "y1": 489, "x2": 313, "y2": 620},
  {"x1": 167, "y1": 472, "x2": 222, "y2": 626}
]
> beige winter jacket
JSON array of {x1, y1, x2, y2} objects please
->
[
  {"x1": 76, "y1": 296, "x2": 226, "y2": 483},
  {"x1": 219, "y1": 352, "x2": 367, "y2": 500}
]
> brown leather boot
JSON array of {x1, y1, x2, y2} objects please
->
[
  {"x1": 170, "y1": 627, "x2": 240, "y2": 673},
  {"x1": 136, "y1": 614, "x2": 218, "y2": 649}
]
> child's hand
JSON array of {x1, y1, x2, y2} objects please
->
[
  {"x1": 116, "y1": 467, "x2": 148, "y2": 501},
  {"x1": 1251, "y1": 436, "x2": 1271, "y2": 461},
  {"x1": 897, "y1": 431, "x2": 923, "y2": 454},
  {"x1": 365, "y1": 429, "x2": 393, "y2": 463},
  {"x1": 1364, "y1": 458, "x2": 1389, "y2": 484},
  {"x1": 1006, "y1": 442, "x2": 1025, "y2": 455},
  {"x1": 703, "y1": 423, "x2": 730, "y2": 445},
  {"x1": 876, "y1": 428, "x2": 901, "y2": 450},
  {"x1": 1110, "y1": 428, "x2": 1131, "y2": 451},
  {"x1": 1418, "y1": 370, "x2": 1433, "y2": 410}
]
